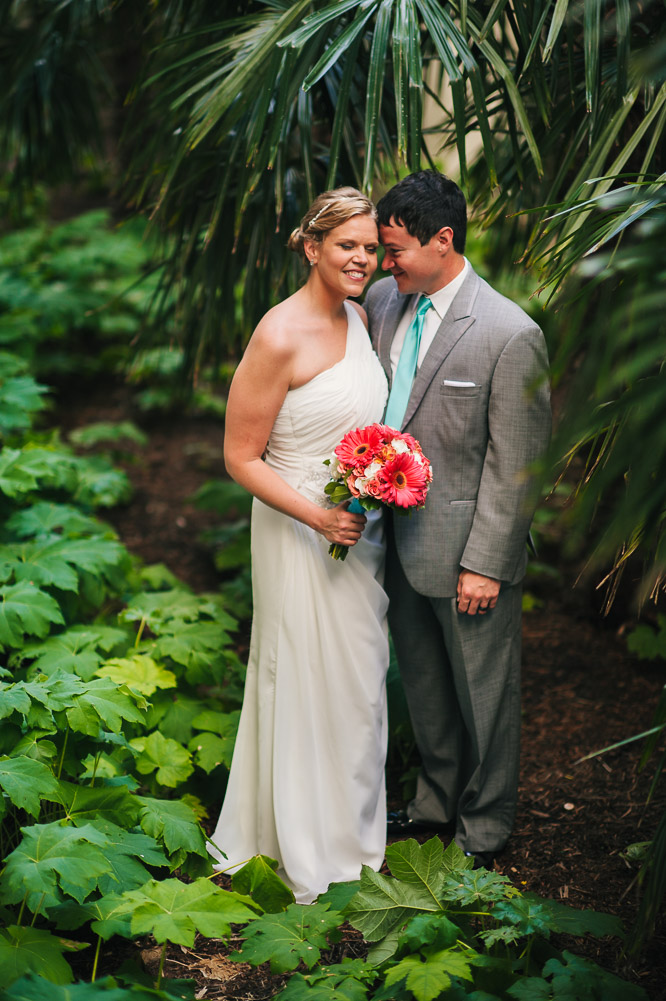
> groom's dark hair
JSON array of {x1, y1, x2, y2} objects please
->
[{"x1": 376, "y1": 170, "x2": 467, "y2": 253}]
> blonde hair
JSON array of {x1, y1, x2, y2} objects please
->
[{"x1": 288, "y1": 187, "x2": 377, "y2": 258}]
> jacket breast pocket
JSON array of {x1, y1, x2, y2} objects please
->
[{"x1": 439, "y1": 379, "x2": 482, "y2": 399}]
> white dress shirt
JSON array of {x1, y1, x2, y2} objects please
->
[{"x1": 390, "y1": 258, "x2": 469, "y2": 377}]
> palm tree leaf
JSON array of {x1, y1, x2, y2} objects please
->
[
  {"x1": 301, "y1": 4, "x2": 377, "y2": 91},
  {"x1": 362, "y1": 0, "x2": 393, "y2": 192}
]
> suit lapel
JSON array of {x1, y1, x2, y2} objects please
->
[{"x1": 401, "y1": 269, "x2": 480, "y2": 429}]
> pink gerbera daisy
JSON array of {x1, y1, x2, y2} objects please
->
[
  {"x1": 335, "y1": 424, "x2": 383, "y2": 470},
  {"x1": 379, "y1": 453, "x2": 429, "y2": 508}
]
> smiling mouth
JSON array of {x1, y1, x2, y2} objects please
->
[{"x1": 344, "y1": 270, "x2": 366, "y2": 280}]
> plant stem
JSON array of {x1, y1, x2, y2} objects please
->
[
  {"x1": 57, "y1": 727, "x2": 70, "y2": 780},
  {"x1": 155, "y1": 942, "x2": 167, "y2": 989},
  {"x1": 16, "y1": 894, "x2": 28, "y2": 927},
  {"x1": 135, "y1": 615, "x2": 147, "y2": 648},
  {"x1": 92, "y1": 935, "x2": 102, "y2": 982},
  {"x1": 30, "y1": 893, "x2": 45, "y2": 926}
]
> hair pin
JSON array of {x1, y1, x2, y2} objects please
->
[{"x1": 308, "y1": 205, "x2": 327, "y2": 229}]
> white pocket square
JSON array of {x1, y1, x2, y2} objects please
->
[{"x1": 442, "y1": 379, "x2": 476, "y2": 387}]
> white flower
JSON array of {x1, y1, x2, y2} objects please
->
[
  {"x1": 365, "y1": 461, "x2": 382, "y2": 477},
  {"x1": 354, "y1": 476, "x2": 369, "y2": 495},
  {"x1": 391, "y1": 438, "x2": 410, "y2": 454}
]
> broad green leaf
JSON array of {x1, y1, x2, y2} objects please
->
[
  {"x1": 158, "y1": 695, "x2": 210, "y2": 743},
  {"x1": 441, "y1": 868, "x2": 518, "y2": 907},
  {"x1": 0, "y1": 537, "x2": 125, "y2": 593},
  {"x1": 69, "y1": 420, "x2": 148, "y2": 449},
  {"x1": 54, "y1": 781, "x2": 142, "y2": 827},
  {"x1": 0, "y1": 926, "x2": 74, "y2": 987},
  {"x1": 385, "y1": 836, "x2": 446, "y2": 894},
  {"x1": 0, "y1": 823, "x2": 110, "y2": 914},
  {"x1": 188, "y1": 710, "x2": 239, "y2": 771},
  {"x1": 0, "y1": 581, "x2": 64, "y2": 651},
  {"x1": 279, "y1": 958, "x2": 376, "y2": 1000},
  {"x1": 398, "y1": 912, "x2": 460, "y2": 953},
  {"x1": 384, "y1": 953, "x2": 452, "y2": 1001},
  {"x1": 9, "y1": 729, "x2": 58, "y2": 764},
  {"x1": 17, "y1": 625, "x2": 129, "y2": 682},
  {"x1": 231, "y1": 855, "x2": 295, "y2": 913},
  {"x1": 95, "y1": 655, "x2": 177, "y2": 696},
  {"x1": 122, "y1": 877, "x2": 258, "y2": 947},
  {"x1": 0, "y1": 755, "x2": 60, "y2": 815},
  {"x1": 232, "y1": 902, "x2": 344, "y2": 973},
  {"x1": 130, "y1": 731, "x2": 193, "y2": 787},
  {"x1": 5, "y1": 501, "x2": 107, "y2": 540},
  {"x1": 517, "y1": 894, "x2": 623, "y2": 939},
  {"x1": 537, "y1": 950, "x2": 648, "y2": 1001},
  {"x1": 346, "y1": 866, "x2": 444, "y2": 943},
  {"x1": 65, "y1": 677, "x2": 148, "y2": 736},
  {"x1": 137, "y1": 795, "x2": 208, "y2": 860}
]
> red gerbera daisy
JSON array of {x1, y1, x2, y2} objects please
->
[
  {"x1": 335, "y1": 424, "x2": 383, "y2": 470},
  {"x1": 379, "y1": 452, "x2": 429, "y2": 508}
]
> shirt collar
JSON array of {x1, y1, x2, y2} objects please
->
[{"x1": 424, "y1": 257, "x2": 469, "y2": 319}]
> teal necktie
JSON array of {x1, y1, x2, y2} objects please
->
[{"x1": 384, "y1": 296, "x2": 432, "y2": 429}]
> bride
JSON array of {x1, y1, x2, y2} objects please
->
[{"x1": 208, "y1": 187, "x2": 390, "y2": 904}]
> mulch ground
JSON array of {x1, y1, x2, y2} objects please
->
[{"x1": 56, "y1": 381, "x2": 666, "y2": 1000}]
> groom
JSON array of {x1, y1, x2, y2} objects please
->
[{"x1": 365, "y1": 171, "x2": 551, "y2": 867}]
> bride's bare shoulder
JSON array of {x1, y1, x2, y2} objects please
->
[
  {"x1": 346, "y1": 298, "x2": 369, "y2": 330},
  {"x1": 248, "y1": 299, "x2": 301, "y2": 360}
]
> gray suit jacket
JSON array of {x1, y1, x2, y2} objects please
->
[{"x1": 365, "y1": 268, "x2": 551, "y2": 597}]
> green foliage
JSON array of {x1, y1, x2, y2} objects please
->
[
  {"x1": 232, "y1": 902, "x2": 344, "y2": 974},
  {"x1": 627, "y1": 615, "x2": 666, "y2": 661}
]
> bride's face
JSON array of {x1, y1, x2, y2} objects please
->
[{"x1": 307, "y1": 214, "x2": 378, "y2": 298}]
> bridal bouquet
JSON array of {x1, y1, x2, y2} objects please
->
[{"x1": 323, "y1": 423, "x2": 433, "y2": 560}]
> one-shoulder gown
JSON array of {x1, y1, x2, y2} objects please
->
[{"x1": 208, "y1": 302, "x2": 390, "y2": 903}]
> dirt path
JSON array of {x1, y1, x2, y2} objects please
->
[{"x1": 59, "y1": 382, "x2": 666, "y2": 999}]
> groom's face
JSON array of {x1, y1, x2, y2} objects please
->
[
  {"x1": 379, "y1": 218, "x2": 450, "y2": 296},
  {"x1": 378, "y1": 217, "x2": 452, "y2": 294}
]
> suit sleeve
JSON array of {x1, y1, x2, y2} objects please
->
[{"x1": 460, "y1": 324, "x2": 551, "y2": 582}]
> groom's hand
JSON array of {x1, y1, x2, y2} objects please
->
[{"x1": 456, "y1": 570, "x2": 500, "y2": 616}]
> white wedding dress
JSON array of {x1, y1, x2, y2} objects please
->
[{"x1": 209, "y1": 302, "x2": 390, "y2": 903}]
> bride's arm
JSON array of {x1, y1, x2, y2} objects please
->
[{"x1": 224, "y1": 319, "x2": 366, "y2": 548}]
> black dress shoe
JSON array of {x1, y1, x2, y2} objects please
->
[
  {"x1": 464, "y1": 850, "x2": 495, "y2": 870},
  {"x1": 387, "y1": 809, "x2": 456, "y2": 836}
]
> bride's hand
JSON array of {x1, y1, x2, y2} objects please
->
[{"x1": 316, "y1": 501, "x2": 366, "y2": 546}]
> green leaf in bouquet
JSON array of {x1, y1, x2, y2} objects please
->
[
  {"x1": 231, "y1": 901, "x2": 344, "y2": 974},
  {"x1": 0, "y1": 755, "x2": 60, "y2": 815},
  {"x1": 324, "y1": 481, "x2": 352, "y2": 504},
  {"x1": 0, "y1": 926, "x2": 74, "y2": 987},
  {"x1": 0, "y1": 822, "x2": 110, "y2": 914},
  {"x1": 137, "y1": 795, "x2": 208, "y2": 861},
  {"x1": 65, "y1": 677, "x2": 148, "y2": 736},
  {"x1": 0, "y1": 581, "x2": 64, "y2": 651},
  {"x1": 5, "y1": 501, "x2": 109, "y2": 540},
  {"x1": 95, "y1": 655, "x2": 177, "y2": 696},
  {"x1": 122, "y1": 877, "x2": 260, "y2": 947},
  {"x1": 130, "y1": 731, "x2": 193, "y2": 788},
  {"x1": 231, "y1": 855, "x2": 295, "y2": 913}
]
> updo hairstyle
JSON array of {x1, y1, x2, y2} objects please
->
[{"x1": 287, "y1": 187, "x2": 377, "y2": 259}]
